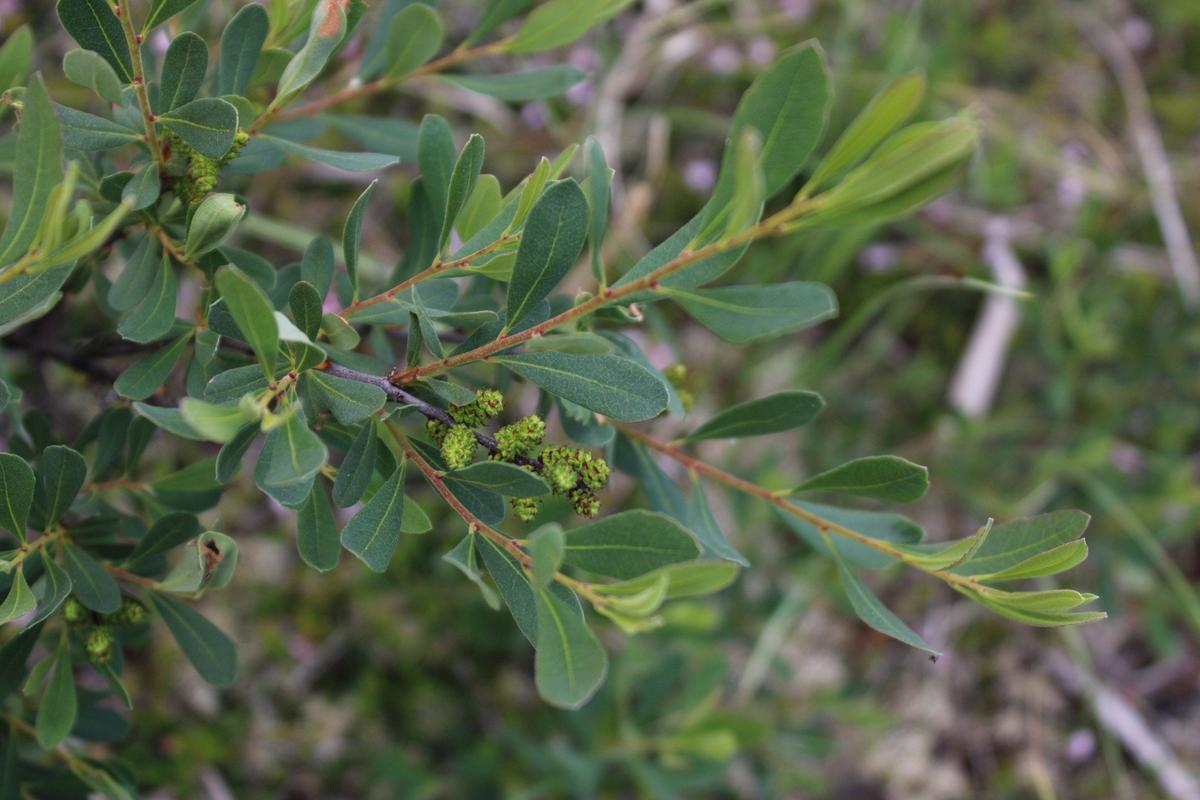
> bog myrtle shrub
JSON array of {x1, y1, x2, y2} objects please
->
[{"x1": 0, "y1": 0, "x2": 1101, "y2": 793}]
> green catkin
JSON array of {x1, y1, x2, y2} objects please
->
[
  {"x1": 510, "y1": 496, "x2": 542, "y2": 522},
  {"x1": 495, "y1": 415, "x2": 545, "y2": 460},
  {"x1": 427, "y1": 419, "x2": 450, "y2": 445},
  {"x1": 548, "y1": 464, "x2": 578, "y2": 493},
  {"x1": 85, "y1": 626, "x2": 115, "y2": 664},
  {"x1": 113, "y1": 597, "x2": 146, "y2": 625},
  {"x1": 62, "y1": 596, "x2": 87, "y2": 625},
  {"x1": 172, "y1": 131, "x2": 250, "y2": 204},
  {"x1": 568, "y1": 488, "x2": 601, "y2": 518},
  {"x1": 450, "y1": 388, "x2": 506, "y2": 426},
  {"x1": 441, "y1": 425, "x2": 477, "y2": 469}
]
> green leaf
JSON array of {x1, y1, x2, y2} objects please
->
[
  {"x1": 55, "y1": 0, "x2": 133, "y2": 83},
  {"x1": 475, "y1": 533, "x2": 582, "y2": 645},
  {"x1": 974, "y1": 540, "x2": 1091, "y2": 583},
  {"x1": 497, "y1": 352, "x2": 668, "y2": 422},
  {"x1": 0, "y1": 75, "x2": 62, "y2": 266},
  {"x1": 36, "y1": 445, "x2": 87, "y2": 528},
  {"x1": 274, "y1": 0, "x2": 350, "y2": 102},
  {"x1": 153, "y1": 592, "x2": 239, "y2": 687},
  {"x1": 442, "y1": 533, "x2": 501, "y2": 610},
  {"x1": 818, "y1": 117, "x2": 977, "y2": 213},
  {"x1": 159, "y1": 98, "x2": 239, "y2": 160},
  {"x1": 115, "y1": 334, "x2": 189, "y2": 401},
  {"x1": 716, "y1": 41, "x2": 830, "y2": 203},
  {"x1": 29, "y1": 555, "x2": 71, "y2": 626},
  {"x1": 297, "y1": 481, "x2": 340, "y2": 572},
  {"x1": 216, "y1": 423, "x2": 258, "y2": 483},
  {"x1": 450, "y1": 461, "x2": 550, "y2": 497},
  {"x1": 584, "y1": 136, "x2": 610, "y2": 285},
  {"x1": 55, "y1": 104, "x2": 142, "y2": 150},
  {"x1": 960, "y1": 585, "x2": 1106, "y2": 627},
  {"x1": 533, "y1": 586, "x2": 607, "y2": 709},
  {"x1": 110, "y1": 236, "x2": 159, "y2": 311},
  {"x1": 332, "y1": 420, "x2": 377, "y2": 508},
  {"x1": 382, "y1": 4, "x2": 443, "y2": 79},
  {"x1": 63, "y1": 544, "x2": 121, "y2": 613},
  {"x1": 217, "y1": 3, "x2": 269, "y2": 96},
  {"x1": 340, "y1": 459, "x2": 407, "y2": 572},
  {"x1": 509, "y1": 0, "x2": 611, "y2": 54},
  {"x1": 528, "y1": 523, "x2": 565, "y2": 588},
  {"x1": 63, "y1": 48, "x2": 123, "y2": 104},
  {"x1": 444, "y1": 66, "x2": 586, "y2": 101},
  {"x1": 179, "y1": 397, "x2": 250, "y2": 443},
  {"x1": 466, "y1": 0, "x2": 534, "y2": 46},
  {"x1": 288, "y1": 281, "x2": 323, "y2": 340},
  {"x1": 0, "y1": 568, "x2": 36, "y2": 624},
  {"x1": 144, "y1": 0, "x2": 203, "y2": 32},
  {"x1": 124, "y1": 512, "x2": 200, "y2": 563},
  {"x1": 698, "y1": 128, "x2": 764, "y2": 243},
  {"x1": 0, "y1": 25, "x2": 32, "y2": 92},
  {"x1": 595, "y1": 560, "x2": 740, "y2": 600},
  {"x1": 131, "y1": 403, "x2": 202, "y2": 442},
  {"x1": 685, "y1": 391, "x2": 824, "y2": 442},
  {"x1": 0, "y1": 454, "x2": 35, "y2": 543},
  {"x1": 793, "y1": 455, "x2": 929, "y2": 503},
  {"x1": 780, "y1": 501, "x2": 924, "y2": 570},
  {"x1": 561, "y1": 510, "x2": 699, "y2": 579},
  {"x1": 216, "y1": 265, "x2": 278, "y2": 379},
  {"x1": 804, "y1": 71, "x2": 926, "y2": 195},
  {"x1": 121, "y1": 163, "x2": 161, "y2": 211},
  {"x1": 455, "y1": 174, "x2": 503, "y2": 244},
  {"x1": 440, "y1": 134, "x2": 485, "y2": 249},
  {"x1": 831, "y1": 548, "x2": 939, "y2": 656},
  {"x1": 258, "y1": 133, "x2": 400, "y2": 172},
  {"x1": 342, "y1": 179, "x2": 376, "y2": 296},
  {"x1": 417, "y1": 114, "x2": 456, "y2": 244},
  {"x1": 665, "y1": 282, "x2": 837, "y2": 344},
  {"x1": 254, "y1": 410, "x2": 327, "y2": 508},
  {"x1": 35, "y1": 639, "x2": 77, "y2": 749},
  {"x1": 951, "y1": 510, "x2": 1090, "y2": 578},
  {"x1": 157, "y1": 32, "x2": 208, "y2": 113},
  {"x1": 301, "y1": 236, "x2": 335, "y2": 298},
  {"x1": 505, "y1": 180, "x2": 589, "y2": 328},
  {"x1": 301, "y1": 371, "x2": 386, "y2": 425},
  {"x1": 117, "y1": 250, "x2": 176, "y2": 343}
]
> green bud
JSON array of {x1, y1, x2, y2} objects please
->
[
  {"x1": 495, "y1": 415, "x2": 544, "y2": 460},
  {"x1": 664, "y1": 364, "x2": 687, "y2": 387},
  {"x1": 474, "y1": 389, "x2": 504, "y2": 419},
  {"x1": 184, "y1": 193, "x2": 246, "y2": 258}
]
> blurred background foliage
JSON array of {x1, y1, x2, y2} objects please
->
[{"x1": 3, "y1": 0, "x2": 1198, "y2": 797}]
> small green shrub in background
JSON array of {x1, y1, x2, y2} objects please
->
[{"x1": 0, "y1": 0, "x2": 1101, "y2": 794}]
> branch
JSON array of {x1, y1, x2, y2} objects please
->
[
  {"x1": 251, "y1": 38, "x2": 513, "y2": 133},
  {"x1": 389, "y1": 199, "x2": 816, "y2": 384},
  {"x1": 610, "y1": 422, "x2": 985, "y2": 593},
  {"x1": 116, "y1": 0, "x2": 166, "y2": 171}
]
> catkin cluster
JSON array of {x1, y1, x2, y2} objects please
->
[
  {"x1": 169, "y1": 130, "x2": 250, "y2": 204},
  {"x1": 426, "y1": 388, "x2": 611, "y2": 521},
  {"x1": 63, "y1": 595, "x2": 147, "y2": 665}
]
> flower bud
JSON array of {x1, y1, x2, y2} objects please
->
[{"x1": 63, "y1": 596, "x2": 87, "y2": 625}]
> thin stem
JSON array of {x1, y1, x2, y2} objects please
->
[
  {"x1": 339, "y1": 233, "x2": 518, "y2": 318},
  {"x1": 5, "y1": 528, "x2": 66, "y2": 569},
  {"x1": 390, "y1": 200, "x2": 815, "y2": 384},
  {"x1": 396, "y1": 426, "x2": 607, "y2": 606},
  {"x1": 116, "y1": 0, "x2": 165, "y2": 171},
  {"x1": 105, "y1": 563, "x2": 161, "y2": 590},
  {"x1": 611, "y1": 422, "x2": 985, "y2": 593},
  {"x1": 252, "y1": 38, "x2": 513, "y2": 132}
]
